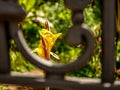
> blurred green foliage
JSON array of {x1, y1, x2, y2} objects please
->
[
  {"x1": 9, "y1": 0, "x2": 120, "y2": 79},
  {"x1": 10, "y1": 0, "x2": 102, "y2": 77}
]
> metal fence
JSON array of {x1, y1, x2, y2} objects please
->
[{"x1": 0, "y1": 0, "x2": 120, "y2": 90}]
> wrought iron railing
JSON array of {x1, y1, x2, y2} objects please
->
[{"x1": 0, "y1": 0, "x2": 120, "y2": 90}]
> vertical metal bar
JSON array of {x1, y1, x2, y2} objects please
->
[
  {"x1": 101, "y1": 0, "x2": 115, "y2": 83},
  {"x1": 0, "y1": 22, "x2": 10, "y2": 74}
]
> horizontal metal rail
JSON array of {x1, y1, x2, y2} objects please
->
[{"x1": 0, "y1": 73, "x2": 120, "y2": 90}]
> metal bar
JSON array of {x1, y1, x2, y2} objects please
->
[
  {"x1": 101, "y1": 0, "x2": 115, "y2": 83},
  {"x1": 0, "y1": 74, "x2": 120, "y2": 90},
  {"x1": 0, "y1": 22, "x2": 10, "y2": 74}
]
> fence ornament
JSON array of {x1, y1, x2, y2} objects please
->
[{"x1": 0, "y1": 0, "x2": 120, "y2": 90}]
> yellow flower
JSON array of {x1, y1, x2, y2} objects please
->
[{"x1": 33, "y1": 29, "x2": 61, "y2": 60}]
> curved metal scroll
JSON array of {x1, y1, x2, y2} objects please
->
[
  {"x1": 10, "y1": 23, "x2": 94, "y2": 74},
  {"x1": 9, "y1": 0, "x2": 94, "y2": 75}
]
